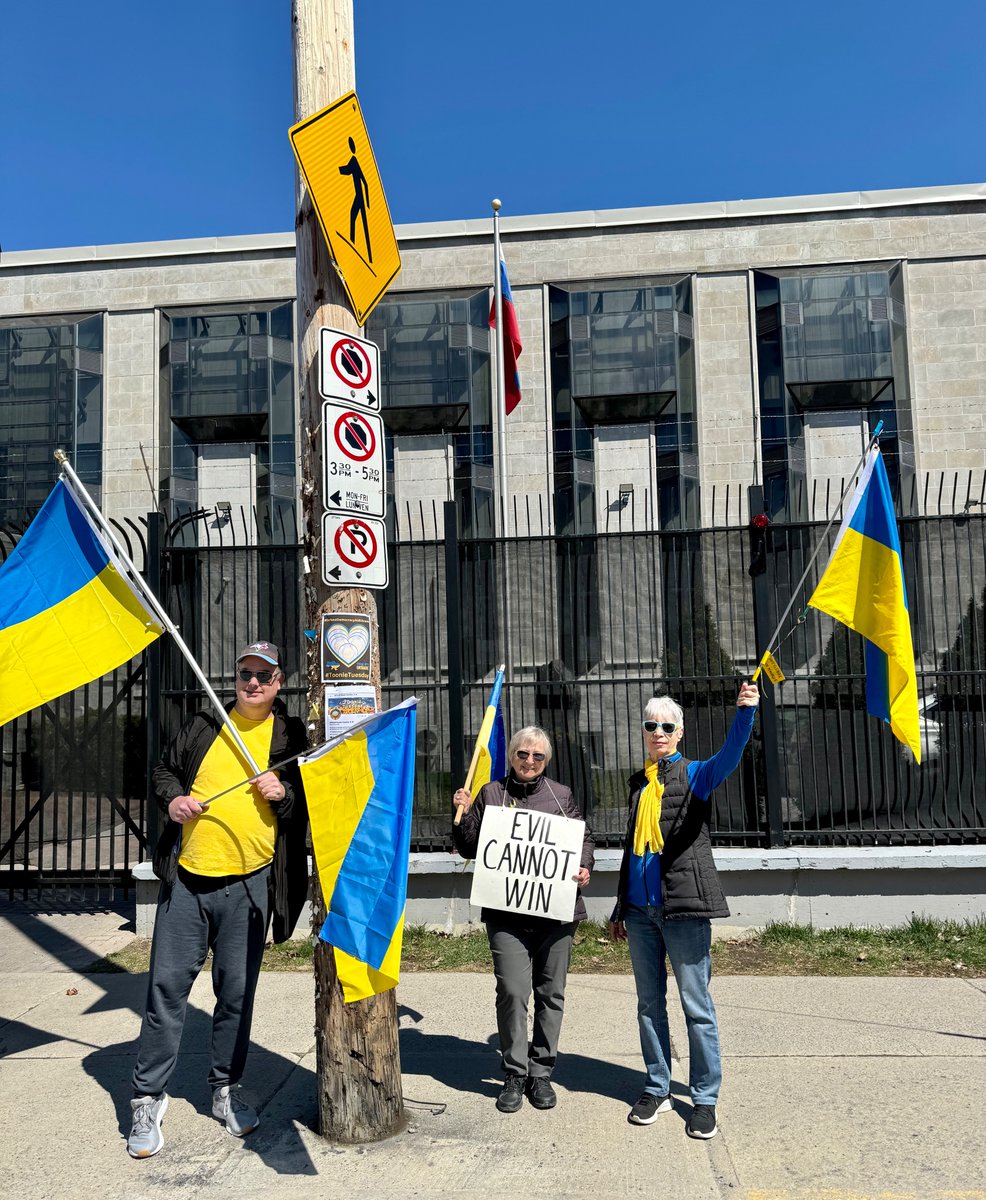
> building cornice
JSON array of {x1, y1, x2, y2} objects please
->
[{"x1": 2, "y1": 182, "x2": 983, "y2": 268}]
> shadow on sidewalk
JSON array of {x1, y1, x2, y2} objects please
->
[
  {"x1": 397, "y1": 1005, "x2": 684, "y2": 1106},
  {"x1": 1, "y1": 907, "x2": 319, "y2": 1175}
]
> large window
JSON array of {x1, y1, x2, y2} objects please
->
[
  {"x1": 755, "y1": 266, "x2": 913, "y2": 517},
  {"x1": 159, "y1": 303, "x2": 295, "y2": 543},
  {"x1": 0, "y1": 314, "x2": 103, "y2": 524},
  {"x1": 549, "y1": 277, "x2": 697, "y2": 533},
  {"x1": 367, "y1": 290, "x2": 493, "y2": 535}
]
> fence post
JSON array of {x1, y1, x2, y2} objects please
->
[
  {"x1": 144, "y1": 511, "x2": 164, "y2": 851},
  {"x1": 747, "y1": 486, "x2": 786, "y2": 848},
  {"x1": 444, "y1": 501, "x2": 465, "y2": 789}
]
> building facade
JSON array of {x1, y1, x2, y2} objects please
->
[{"x1": 2, "y1": 184, "x2": 985, "y2": 873}]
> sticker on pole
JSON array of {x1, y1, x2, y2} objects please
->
[
  {"x1": 319, "y1": 327, "x2": 380, "y2": 412},
  {"x1": 322, "y1": 400, "x2": 385, "y2": 518},
  {"x1": 320, "y1": 611, "x2": 373, "y2": 682},
  {"x1": 321, "y1": 512, "x2": 388, "y2": 589}
]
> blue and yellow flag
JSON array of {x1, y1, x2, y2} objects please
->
[
  {"x1": 300, "y1": 698, "x2": 417, "y2": 1003},
  {"x1": 808, "y1": 447, "x2": 920, "y2": 760},
  {"x1": 470, "y1": 667, "x2": 506, "y2": 793},
  {"x1": 0, "y1": 478, "x2": 163, "y2": 727}
]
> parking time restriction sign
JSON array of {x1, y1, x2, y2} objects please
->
[{"x1": 322, "y1": 400, "x2": 385, "y2": 518}]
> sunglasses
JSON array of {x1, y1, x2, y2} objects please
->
[
  {"x1": 514, "y1": 749, "x2": 546, "y2": 762},
  {"x1": 237, "y1": 668, "x2": 277, "y2": 685},
  {"x1": 642, "y1": 720, "x2": 678, "y2": 735}
]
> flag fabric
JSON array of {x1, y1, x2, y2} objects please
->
[
  {"x1": 470, "y1": 668, "x2": 506, "y2": 794},
  {"x1": 489, "y1": 259, "x2": 522, "y2": 414},
  {"x1": 0, "y1": 477, "x2": 163, "y2": 726},
  {"x1": 300, "y1": 698, "x2": 417, "y2": 1003},
  {"x1": 808, "y1": 446, "x2": 920, "y2": 760}
]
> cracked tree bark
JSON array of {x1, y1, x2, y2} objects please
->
[{"x1": 293, "y1": 0, "x2": 405, "y2": 1143}]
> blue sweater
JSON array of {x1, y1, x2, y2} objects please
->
[{"x1": 626, "y1": 706, "x2": 755, "y2": 909}]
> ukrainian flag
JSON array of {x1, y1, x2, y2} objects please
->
[
  {"x1": 0, "y1": 478, "x2": 163, "y2": 727},
  {"x1": 808, "y1": 446, "x2": 920, "y2": 761},
  {"x1": 470, "y1": 667, "x2": 506, "y2": 793},
  {"x1": 300, "y1": 698, "x2": 417, "y2": 1003}
]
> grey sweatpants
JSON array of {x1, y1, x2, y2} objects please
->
[
  {"x1": 132, "y1": 865, "x2": 269, "y2": 1098},
  {"x1": 486, "y1": 916, "x2": 576, "y2": 1079}
]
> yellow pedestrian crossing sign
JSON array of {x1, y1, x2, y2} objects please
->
[{"x1": 289, "y1": 91, "x2": 401, "y2": 325}]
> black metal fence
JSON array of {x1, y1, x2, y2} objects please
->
[{"x1": 3, "y1": 481, "x2": 985, "y2": 897}]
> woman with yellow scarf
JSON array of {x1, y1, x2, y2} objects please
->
[{"x1": 609, "y1": 682, "x2": 760, "y2": 1141}]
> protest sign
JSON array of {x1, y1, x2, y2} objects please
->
[{"x1": 470, "y1": 806, "x2": 585, "y2": 921}]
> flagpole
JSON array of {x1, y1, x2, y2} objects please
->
[
  {"x1": 492, "y1": 199, "x2": 508, "y2": 535},
  {"x1": 751, "y1": 419, "x2": 884, "y2": 682},
  {"x1": 53, "y1": 451, "x2": 262, "y2": 774},
  {"x1": 491, "y1": 200, "x2": 513, "y2": 706}
]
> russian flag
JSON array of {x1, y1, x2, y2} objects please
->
[{"x1": 489, "y1": 259, "x2": 522, "y2": 415}]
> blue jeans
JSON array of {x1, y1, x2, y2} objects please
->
[{"x1": 624, "y1": 905, "x2": 722, "y2": 1105}]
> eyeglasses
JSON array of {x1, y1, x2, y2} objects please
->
[
  {"x1": 642, "y1": 720, "x2": 678, "y2": 735},
  {"x1": 237, "y1": 668, "x2": 277, "y2": 685},
  {"x1": 514, "y1": 749, "x2": 546, "y2": 762}
]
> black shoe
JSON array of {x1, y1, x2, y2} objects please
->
[
  {"x1": 627, "y1": 1091, "x2": 672, "y2": 1125},
  {"x1": 686, "y1": 1103, "x2": 718, "y2": 1139},
  {"x1": 526, "y1": 1077, "x2": 557, "y2": 1110},
  {"x1": 496, "y1": 1075, "x2": 526, "y2": 1113}
]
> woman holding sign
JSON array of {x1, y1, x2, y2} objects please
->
[
  {"x1": 609, "y1": 683, "x2": 759, "y2": 1141},
  {"x1": 453, "y1": 726, "x2": 594, "y2": 1115}
]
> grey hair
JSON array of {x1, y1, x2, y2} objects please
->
[
  {"x1": 507, "y1": 725, "x2": 553, "y2": 764},
  {"x1": 643, "y1": 695, "x2": 684, "y2": 728}
]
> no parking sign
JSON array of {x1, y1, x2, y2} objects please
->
[{"x1": 319, "y1": 328, "x2": 380, "y2": 412}]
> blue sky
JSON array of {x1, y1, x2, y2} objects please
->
[{"x1": 2, "y1": 0, "x2": 984, "y2": 251}]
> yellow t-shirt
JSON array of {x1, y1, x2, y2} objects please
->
[{"x1": 179, "y1": 711, "x2": 278, "y2": 877}]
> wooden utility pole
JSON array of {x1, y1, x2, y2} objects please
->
[{"x1": 292, "y1": 0, "x2": 405, "y2": 1143}]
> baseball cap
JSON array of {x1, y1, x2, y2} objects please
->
[{"x1": 235, "y1": 641, "x2": 281, "y2": 668}]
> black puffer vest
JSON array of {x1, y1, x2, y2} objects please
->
[{"x1": 611, "y1": 756, "x2": 729, "y2": 922}]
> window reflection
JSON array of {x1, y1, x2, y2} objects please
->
[{"x1": 0, "y1": 314, "x2": 103, "y2": 523}]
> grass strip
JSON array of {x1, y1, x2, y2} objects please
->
[{"x1": 92, "y1": 915, "x2": 986, "y2": 978}]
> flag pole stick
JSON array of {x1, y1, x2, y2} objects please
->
[
  {"x1": 751, "y1": 420, "x2": 884, "y2": 682},
  {"x1": 54, "y1": 451, "x2": 262, "y2": 774},
  {"x1": 453, "y1": 663, "x2": 505, "y2": 826}
]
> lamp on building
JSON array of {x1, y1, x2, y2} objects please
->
[
  {"x1": 215, "y1": 499, "x2": 232, "y2": 524},
  {"x1": 618, "y1": 483, "x2": 634, "y2": 508}
]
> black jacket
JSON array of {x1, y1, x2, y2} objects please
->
[
  {"x1": 453, "y1": 773, "x2": 595, "y2": 924},
  {"x1": 610, "y1": 756, "x2": 729, "y2": 922},
  {"x1": 150, "y1": 698, "x2": 309, "y2": 942}
]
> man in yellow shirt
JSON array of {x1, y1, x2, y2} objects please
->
[{"x1": 127, "y1": 642, "x2": 308, "y2": 1159}]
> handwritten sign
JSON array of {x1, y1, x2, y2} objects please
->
[{"x1": 470, "y1": 806, "x2": 585, "y2": 922}]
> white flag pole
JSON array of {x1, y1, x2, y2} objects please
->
[
  {"x1": 492, "y1": 198, "x2": 508, "y2": 535},
  {"x1": 53, "y1": 451, "x2": 262, "y2": 774}
]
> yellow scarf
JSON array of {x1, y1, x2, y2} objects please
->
[{"x1": 633, "y1": 759, "x2": 664, "y2": 856}]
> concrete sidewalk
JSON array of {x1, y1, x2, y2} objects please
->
[{"x1": 0, "y1": 901, "x2": 984, "y2": 1200}]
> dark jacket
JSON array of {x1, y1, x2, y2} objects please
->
[
  {"x1": 150, "y1": 698, "x2": 309, "y2": 942},
  {"x1": 610, "y1": 756, "x2": 729, "y2": 922},
  {"x1": 452, "y1": 773, "x2": 595, "y2": 924}
]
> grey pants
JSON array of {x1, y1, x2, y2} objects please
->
[
  {"x1": 486, "y1": 916, "x2": 576, "y2": 1079},
  {"x1": 132, "y1": 865, "x2": 269, "y2": 1098}
]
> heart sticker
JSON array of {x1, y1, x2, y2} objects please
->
[{"x1": 325, "y1": 622, "x2": 370, "y2": 666}]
